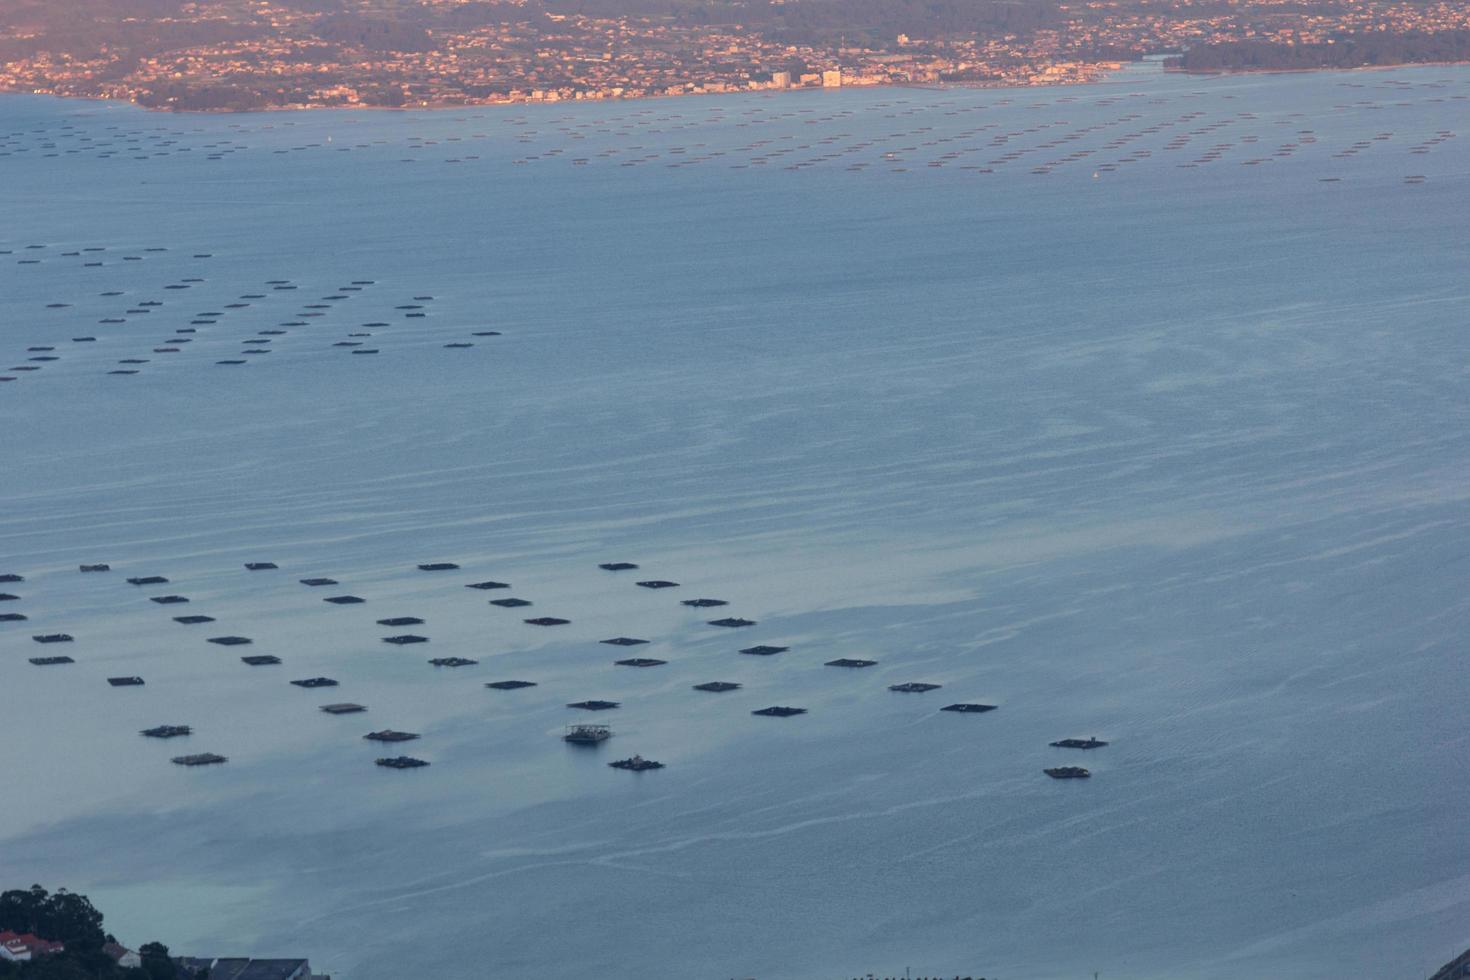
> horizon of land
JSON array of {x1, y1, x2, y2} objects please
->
[{"x1": 1, "y1": 0, "x2": 1468, "y2": 112}]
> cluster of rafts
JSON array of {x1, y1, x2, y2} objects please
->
[{"x1": 4, "y1": 560, "x2": 1108, "y2": 779}]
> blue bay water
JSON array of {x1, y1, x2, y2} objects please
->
[{"x1": 1, "y1": 62, "x2": 1468, "y2": 979}]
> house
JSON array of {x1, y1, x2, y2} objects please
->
[
  {"x1": 0, "y1": 930, "x2": 65, "y2": 961},
  {"x1": 176, "y1": 957, "x2": 328, "y2": 980},
  {"x1": 103, "y1": 941, "x2": 142, "y2": 968}
]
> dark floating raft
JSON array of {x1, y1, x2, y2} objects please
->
[
  {"x1": 108, "y1": 676, "x2": 144, "y2": 687},
  {"x1": 300, "y1": 577, "x2": 338, "y2": 587},
  {"x1": 417, "y1": 562, "x2": 460, "y2": 571},
  {"x1": 127, "y1": 576, "x2": 168, "y2": 586},
  {"x1": 207, "y1": 636, "x2": 252, "y2": 646},
  {"x1": 30, "y1": 656, "x2": 75, "y2": 665},
  {"x1": 241, "y1": 654, "x2": 280, "y2": 666},
  {"x1": 378, "y1": 617, "x2": 424, "y2": 627},
  {"x1": 0, "y1": 613, "x2": 26, "y2": 622},
  {"x1": 941, "y1": 703, "x2": 997, "y2": 714},
  {"x1": 383, "y1": 634, "x2": 429, "y2": 645},
  {"x1": 890, "y1": 682, "x2": 941, "y2": 693},
  {"x1": 826, "y1": 658, "x2": 877, "y2": 668},
  {"x1": 615, "y1": 658, "x2": 666, "y2": 667},
  {"x1": 609, "y1": 756, "x2": 664, "y2": 771},
  {"x1": 291, "y1": 677, "x2": 338, "y2": 688},
  {"x1": 568, "y1": 700, "x2": 619, "y2": 711},
  {"x1": 486, "y1": 680, "x2": 537, "y2": 690},
  {"x1": 173, "y1": 753, "x2": 227, "y2": 766},
  {"x1": 150, "y1": 595, "x2": 189, "y2": 605},
  {"x1": 1045, "y1": 767, "x2": 1091, "y2": 779},
  {"x1": 33, "y1": 634, "x2": 73, "y2": 643},
  {"x1": 636, "y1": 580, "x2": 679, "y2": 589},
  {"x1": 0, "y1": 594, "x2": 19, "y2": 602},
  {"x1": 599, "y1": 562, "x2": 638, "y2": 571},
  {"x1": 740, "y1": 645, "x2": 788, "y2": 656},
  {"x1": 709, "y1": 618, "x2": 756, "y2": 628},
  {"x1": 140, "y1": 725, "x2": 190, "y2": 738},
  {"x1": 752, "y1": 706, "x2": 806, "y2": 717},
  {"x1": 80, "y1": 564, "x2": 111, "y2": 573},
  {"x1": 174, "y1": 615, "x2": 215, "y2": 625},
  {"x1": 0, "y1": 574, "x2": 22, "y2": 583},
  {"x1": 364, "y1": 730, "x2": 419, "y2": 742},
  {"x1": 244, "y1": 562, "x2": 278, "y2": 571},
  {"x1": 324, "y1": 595, "x2": 365, "y2": 604},
  {"x1": 564, "y1": 724, "x2": 612, "y2": 744},
  {"x1": 693, "y1": 681, "x2": 741, "y2": 692},
  {"x1": 465, "y1": 580, "x2": 510, "y2": 590},
  {"x1": 601, "y1": 637, "x2": 648, "y2": 646},
  {"x1": 525, "y1": 617, "x2": 569, "y2": 626},
  {"x1": 321, "y1": 703, "x2": 366, "y2": 714},
  {"x1": 1051, "y1": 737, "x2": 1108, "y2": 750},
  {"x1": 490, "y1": 598, "x2": 532, "y2": 608},
  {"x1": 429, "y1": 657, "x2": 477, "y2": 667},
  {"x1": 682, "y1": 598, "x2": 727, "y2": 608},
  {"x1": 377, "y1": 756, "x2": 429, "y2": 769}
]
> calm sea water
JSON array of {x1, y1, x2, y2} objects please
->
[{"x1": 2, "y1": 61, "x2": 1468, "y2": 979}]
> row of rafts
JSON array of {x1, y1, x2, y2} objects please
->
[{"x1": 5, "y1": 562, "x2": 1109, "y2": 779}]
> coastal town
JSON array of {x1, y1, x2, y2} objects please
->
[{"x1": 0, "y1": 0, "x2": 1468, "y2": 110}]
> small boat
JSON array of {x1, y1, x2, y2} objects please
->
[
  {"x1": 172, "y1": 753, "x2": 227, "y2": 766},
  {"x1": 609, "y1": 755, "x2": 664, "y2": 771},
  {"x1": 376, "y1": 756, "x2": 429, "y2": 769},
  {"x1": 1050, "y1": 737, "x2": 1108, "y2": 750},
  {"x1": 1044, "y1": 767, "x2": 1091, "y2": 779},
  {"x1": 0, "y1": 613, "x2": 26, "y2": 622},
  {"x1": 565, "y1": 724, "x2": 612, "y2": 744},
  {"x1": 0, "y1": 574, "x2": 22, "y2": 583}
]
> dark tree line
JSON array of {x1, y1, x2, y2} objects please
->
[
  {"x1": 0, "y1": 887, "x2": 178, "y2": 980},
  {"x1": 1168, "y1": 30, "x2": 1470, "y2": 71}
]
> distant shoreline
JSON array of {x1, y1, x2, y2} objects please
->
[{"x1": 3, "y1": 56, "x2": 1467, "y2": 115}]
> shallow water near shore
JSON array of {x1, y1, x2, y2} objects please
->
[{"x1": 2, "y1": 61, "x2": 1469, "y2": 979}]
